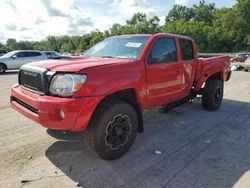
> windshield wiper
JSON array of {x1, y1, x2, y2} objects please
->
[{"x1": 98, "y1": 56, "x2": 115, "y2": 58}]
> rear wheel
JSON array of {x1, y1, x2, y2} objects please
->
[
  {"x1": 84, "y1": 100, "x2": 138, "y2": 160},
  {"x1": 0, "y1": 63, "x2": 6, "y2": 74},
  {"x1": 202, "y1": 79, "x2": 223, "y2": 111}
]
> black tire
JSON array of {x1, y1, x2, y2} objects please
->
[
  {"x1": 0, "y1": 63, "x2": 7, "y2": 74},
  {"x1": 244, "y1": 69, "x2": 249, "y2": 72},
  {"x1": 202, "y1": 78, "x2": 223, "y2": 111},
  {"x1": 84, "y1": 100, "x2": 138, "y2": 160}
]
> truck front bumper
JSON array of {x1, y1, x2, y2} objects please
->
[{"x1": 10, "y1": 84, "x2": 104, "y2": 131}]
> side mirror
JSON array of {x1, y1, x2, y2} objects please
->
[{"x1": 12, "y1": 54, "x2": 17, "y2": 59}]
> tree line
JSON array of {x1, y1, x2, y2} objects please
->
[{"x1": 0, "y1": 0, "x2": 249, "y2": 53}]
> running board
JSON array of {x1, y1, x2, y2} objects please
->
[{"x1": 159, "y1": 92, "x2": 197, "y2": 113}]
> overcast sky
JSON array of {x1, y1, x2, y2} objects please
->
[{"x1": 0, "y1": 0, "x2": 236, "y2": 43}]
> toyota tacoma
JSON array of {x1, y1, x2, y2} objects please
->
[{"x1": 11, "y1": 34, "x2": 231, "y2": 160}]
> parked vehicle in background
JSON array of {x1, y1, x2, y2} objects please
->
[
  {"x1": 231, "y1": 64, "x2": 244, "y2": 71},
  {"x1": 43, "y1": 51, "x2": 61, "y2": 59},
  {"x1": 0, "y1": 50, "x2": 8, "y2": 56},
  {"x1": 11, "y1": 33, "x2": 231, "y2": 160},
  {"x1": 230, "y1": 53, "x2": 250, "y2": 63},
  {"x1": 61, "y1": 52, "x2": 71, "y2": 57},
  {"x1": 0, "y1": 50, "x2": 48, "y2": 73},
  {"x1": 244, "y1": 57, "x2": 250, "y2": 72}
]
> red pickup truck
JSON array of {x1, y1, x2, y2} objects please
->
[{"x1": 11, "y1": 34, "x2": 231, "y2": 160}]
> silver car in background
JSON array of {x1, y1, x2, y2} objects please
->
[
  {"x1": 244, "y1": 56, "x2": 250, "y2": 72},
  {"x1": 0, "y1": 50, "x2": 48, "y2": 73}
]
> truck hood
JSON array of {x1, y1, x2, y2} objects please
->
[{"x1": 28, "y1": 57, "x2": 135, "y2": 72}]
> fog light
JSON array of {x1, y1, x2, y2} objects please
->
[{"x1": 60, "y1": 110, "x2": 65, "y2": 119}]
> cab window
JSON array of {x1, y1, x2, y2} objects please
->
[
  {"x1": 179, "y1": 39, "x2": 194, "y2": 60},
  {"x1": 149, "y1": 38, "x2": 177, "y2": 64}
]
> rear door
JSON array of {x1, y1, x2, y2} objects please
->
[
  {"x1": 146, "y1": 37, "x2": 183, "y2": 107},
  {"x1": 13, "y1": 52, "x2": 29, "y2": 69},
  {"x1": 178, "y1": 39, "x2": 197, "y2": 98},
  {"x1": 27, "y1": 52, "x2": 44, "y2": 62}
]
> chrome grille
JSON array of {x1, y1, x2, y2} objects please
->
[{"x1": 19, "y1": 69, "x2": 44, "y2": 93}]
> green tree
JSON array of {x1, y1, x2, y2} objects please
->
[
  {"x1": 235, "y1": 0, "x2": 250, "y2": 31},
  {"x1": 109, "y1": 23, "x2": 123, "y2": 35},
  {"x1": 0, "y1": 42, "x2": 5, "y2": 50},
  {"x1": 71, "y1": 36, "x2": 82, "y2": 52},
  {"x1": 46, "y1": 36, "x2": 59, "y2": 51},
  {"x1": 162, "y1": 0, "x2": 249, "y2": 52},
  {"x1": 192, "y1": 0, "x2": 216, "y2": 23},
  {"x1": 33, "y1": 40, "x2": 49, "y2": 51},
  {"x1": 165, "y1": 5, "x2": 194, "y2": 22},
  {"x1": 89, "y1": 31, "x2": 104, "y2": 47},
  {"x1": 60, "y1": 41, "x2": 74, "y2": 52},
  {"x1": 6, "y1": 39, "x2": 18, "y2": 51},
  {"x1": 125, "y1": 13, "x2": 160, "y2": 34}
]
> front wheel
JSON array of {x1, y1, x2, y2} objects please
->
[
  {"x1": 202, "y1": 79, "x2": 224, "y2": 111},
  {"x1": 0, "y1": 63, "x2": 7, "y2": 74},
  {"x1": 84, "y1": 100, "x2": 138, "y2": 160}
]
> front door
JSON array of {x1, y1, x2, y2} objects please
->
[
  {"x1": 146, "y1": 37, "x2": 182, "y2": 107},
  {"x1": 12, "y1": 52, "x2": 30, "y2": 69}
]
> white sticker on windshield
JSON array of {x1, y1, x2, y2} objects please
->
[{"x1": 125, "y1": 42, "x2": 142, "y2": 48}]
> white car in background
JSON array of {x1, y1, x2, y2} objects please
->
[
  {"x1": 244, "y1": 56, "x2": 250, "y2": 72},
  {"x1": 0, "y1": 50, "x2": 48, "y2": 73}
]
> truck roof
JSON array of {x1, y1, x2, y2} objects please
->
[{"x1": 109, "y1": 33, "x2": 193, "y2": 40}]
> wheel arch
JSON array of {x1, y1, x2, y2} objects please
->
[
  {"x1": 207, "y1": 72, "x2": 223, "y2": 81},
  {"x1": 91, "y1": 88, "x2": 144, "y2": 133},
  {"x1": 0, "y1": 62, "x2": 7, "y2": 69},
  {"x1": 195, "y1": 71, "x2": 223, "y2": 93}
]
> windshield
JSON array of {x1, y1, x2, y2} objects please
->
[
  {"x1": 83, "y1": 36, "x2": 150, "y2": 60},
  {"x1": 1, "y1": 51, "x2": 17, "y2": 58}
]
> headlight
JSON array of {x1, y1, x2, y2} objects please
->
[{"x1": 49, "y1": 74, "x2": 87, "y2": 97}]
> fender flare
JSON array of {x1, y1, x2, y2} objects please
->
[
  {"x1": 91, "y1": 76, "x2": 144, "y2": 103},
  {"x1": 195, "y1": 69, "x2": 223, "y2": 93}
]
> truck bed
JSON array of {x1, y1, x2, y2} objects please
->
[{"x1": 194, "y1": 56, "x2": 231, "y2": 92}]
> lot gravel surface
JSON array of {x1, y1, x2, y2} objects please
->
[{"x1": 0, "y1": 71, "x2": 250, "y2": 188}]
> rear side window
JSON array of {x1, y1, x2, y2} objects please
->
[
  {"x1": 150, "y1": 38, "x2": 177, "y2": 64},
  {"x1": 28, "y1": 52, "x2": 42, "y2": 57},
  {"x1": 179, "y1": 39, "x2": 194, "y2": 60},
  {"x1": 17, "y1": 52, "x2": 29, "y2": 57},
  {"x1": 16, "y1": 52, "x2": 41, "y2": 57}
]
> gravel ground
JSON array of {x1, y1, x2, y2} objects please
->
[{"x1": 0, "y1": 71, "x2": 250, "y2": 188}]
